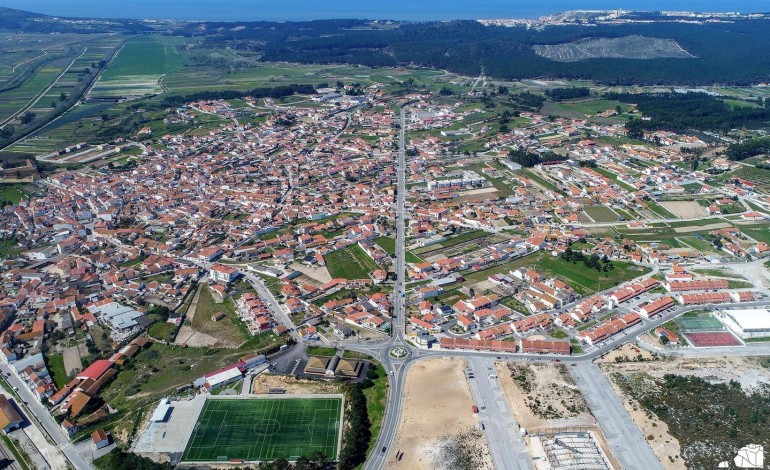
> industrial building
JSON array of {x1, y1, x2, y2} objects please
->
[{"x1": 716, "y1": 308, "x2": 770, "y2": 339}]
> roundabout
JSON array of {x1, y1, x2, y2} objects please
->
[{"x1": 388, "y1": 346, "x2": 409, "y2": 359}]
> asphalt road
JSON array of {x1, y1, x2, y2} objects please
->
[
  {"x1": 243, "y1": 272, "x2": 302, "y2": 343},
  {"x1": 467, "y1": 356, "x2": 532, "y2": 470},
  {"x1": 570, "y1": 362, "x2": 662, "y2": 470},
  {"x1": 0, "y1": 362, "x2": 95, "y2": 470},
  {"x1": 361, "y1": 105, "x2": 409, "y2": 470}
]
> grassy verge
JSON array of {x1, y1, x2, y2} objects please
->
[
  {"x1": 0, "y1": 434, "x2": 31, "y2": 470},
  {"x1": 306, "y1": 346, "x2": 337, "y2": 357},
  {"x1": 362, "y1": 362, "x2": 388, "y2": 457}
]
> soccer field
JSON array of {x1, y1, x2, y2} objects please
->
[{"x1": 182, "y1": 397, "x2": 343, "y2": 462}]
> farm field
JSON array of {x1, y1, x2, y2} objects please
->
[
  {"x1": 324, "y1": 244, "x2": 379, "y2": 280},
  {"x1": 163, "y1": 62, "x2": 448, "y2": 94},
  {"x1": 90, "y1": 36, "x2": 184, "y2": 97},
  {"x1": 455, "y1": 251, "x2": 647, "y2": 296},
  {"x1": 741, "y1": 225, "x2": 770, "y2": 244},
  {"x1": 583, "y1": 205, "x2": 619, "y2": 223},
  {"x1": 658, "y1": 200, "x2": 707, "y2": 219},
  {"x1": 543, "y1": 99, "x2": 632, "y2": 118},
  {"x1": 181, "y1": 397, "x2": 343, "y2": 462}
]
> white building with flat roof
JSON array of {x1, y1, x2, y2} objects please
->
[{"x1": 716, "y1": 308, "x2": 770, "y2": 339}]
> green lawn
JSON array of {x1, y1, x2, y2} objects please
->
[
  {"x1": 678, "y1": 236, "x2": 716, "y2": 253},
  {"x1": 405, "y1": 252, "x2": 423, "y2": 264},
  {"x1": 645, "y1": 200, "x2": 677, "y2": 218},
  {"x1": 182, "y1": 398, "x2": 342, "y2": 462},
  {"x1": 553, "y1": 99, "x2": 631, "y2": 116},
  {"x1": 0, "y1": 238, "x2": 20, "y2": 260},
  {"x1": 46, "y1": 354, "x2": 68, "y2": 389},
  {"x1": 537, "y1": 256, "x2": 648, "y2": 296},
  {"x1": 0, "y1": 184, "x2": 27, "y2": 205},
  {"x1": 373, "y1": 237, "x2": 396, "y2": 255},
  {"x1": 325, "y1": 244, "x2": 379, "y2": 280},
  {"x1": 306, "y1": 346, "x2": 338, "y2": 357},
  {"x1": 148, "y1": 321, "x2": 177, "y2": 342}
]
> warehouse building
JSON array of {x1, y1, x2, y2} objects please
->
[{"x1": 716, "y1": 308, "x2": 770, "y2": 339}]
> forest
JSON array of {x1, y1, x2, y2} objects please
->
[
  {"x1": 610, "y1": 92, "x2": 770, "y2": 134},
  {"x1": 725, "y1": 137, "x2": 770, "y2": 161},
  {"x1": 178, "y1": 18, "x2": 770, "y2": 85},
  {"x1": 4, "y1": 8, "x2": 770, "y2": 85},
  {"x1": 508, "y1": 149, "x2": 567, "y2": 168}
]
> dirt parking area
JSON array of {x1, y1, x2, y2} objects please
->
[
  {"x1": 63, "y1": 346, "x2": 82, "y2": 375},
  {"x1": 658, "y1": 201, "x2": 707, "y2": 219},
  {"x1": 386, "y1": 358, "x2": 493, "y2": 470},
  {"x1": 289, "y1": 262, "x2": 331, "y2": 283}
]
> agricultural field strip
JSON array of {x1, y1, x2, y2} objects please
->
[{"x1": 0, "y1": 47, "x2": 87, "y2": 127}]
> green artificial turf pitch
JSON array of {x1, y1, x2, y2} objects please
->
[
  {"x1": 182, "y1": 397, "x2": 343, "y2": 462},
  {"x1": 676, "y1": 316, "x2": 725, "y2": 332}
]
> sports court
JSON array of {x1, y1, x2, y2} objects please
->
[
  {"x1": 683, "y1": 331, "x2": 743, "y2": 348},
  {"x1": 181, "y1": 397, "x2": 343, "y2": 463},
  {"x1": 676, "y1": 316, "x2": 725, "y2": 331}
]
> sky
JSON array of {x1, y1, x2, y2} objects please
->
[{"x1": 1, "y1": 0, "x2": 769, "y2": 22}]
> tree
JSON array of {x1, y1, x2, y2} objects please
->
[
  {"x1": 20, "y1": 112, "x2": 36, "y2": 125},
  {"x1": 497, "y1": 85, "x2": 509, "y2": 95},
  {"x1": 59, "y1": 92, "x2": 67, "y2": 102}
]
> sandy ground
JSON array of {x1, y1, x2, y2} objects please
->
[
  {"x1": 495, "y1": 362, "x2": 620, "y2": 469},
  {"x1": 386, "y1": 358, "x2": 493, "y2": 470},
  {"x1": 251, "y1": 374, "x2": 343, "y2": 395},
  {"x1": 63, "y1": 345, "x2": 82, "y2": 375},
  {"x1": 598, "y1": 352, "x2": 770, "y2": 470},
  {"x1": 658, "y1": 201, "x2": 707, "y2": 219},
  {"x1": 290, "y1": 262, "x2": 332, "y2": 283},
  {"x1": 460, "y1": 187, "x2": 498, "y2": 196},
  {"x1": 495, "y1": 362, "x2": 594, "y2": 431},
  {"x1": 595, "y1": 343, "x2": 656, "y2": 364}
]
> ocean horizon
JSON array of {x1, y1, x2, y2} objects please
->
[{"x1": 1, "y1": 0, "x2": 770, "y2": 22}]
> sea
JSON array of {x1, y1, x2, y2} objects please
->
[{"x1": 0, "y1": 0, "x2": 769, "y2": 22}]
